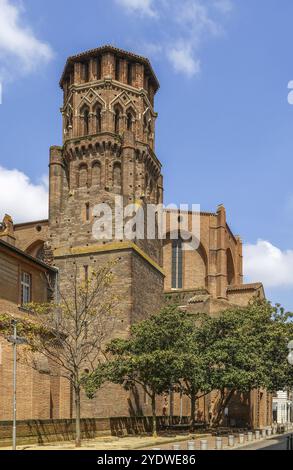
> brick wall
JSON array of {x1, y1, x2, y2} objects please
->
[{"x1": 0, "y1": 416, "x2": 189, "y2": 447}]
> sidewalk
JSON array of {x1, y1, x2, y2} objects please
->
[
  {"x1": 0, "y1": 434, "x2": 207, "y2": 451},
  {"x1": 143, "y1": 431, "x2": 292, "y2": 451},
  {"x1": 0, "y1": 430, "x2": 290, "y2": 451}
]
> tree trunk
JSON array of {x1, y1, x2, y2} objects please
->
[
  {"x1": 151, "y1": 393, "x2": 157, "y2": 438},
  {"x1": 212, "y1": 389, "x2": 235, "y2": 427},
  {"x1": 190, "y1": 390, "x2": 197, "y2": 431},
  {"x1": 75, "y1": 385, "x2": 81, "y2": 447}
]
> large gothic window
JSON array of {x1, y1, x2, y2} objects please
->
[
  {"x1": 92, "y1": 162, "x2": 101, "y2": 187},
  {"x1": 95, "y1": 105, "x2": 102, "y2": 133},
  {"x1": 79, "y1": 164, "x2": 88, "y2": 187},
  {"x1": 172, "y1": 239, "x2": 183, "y2": 289},
  {"x1": 227, "y1": 249, "x2": 235, "y2": 286}
]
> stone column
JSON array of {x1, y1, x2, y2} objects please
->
[
  {"x1": 216, "y1": 204, "x2": 227, "y2": 299},
  {"x1": 49, "y1": 146, "x2": 63, "y2": 224},
  {"x1": 236, "y1": 235, "x2": 243, "y2": 285}
]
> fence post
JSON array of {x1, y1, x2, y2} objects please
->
[
  {"x1": 228, "y1": 435, "x2": 235, "y2": 447},
  {"x1": 172, "y1": 444, "x2": 181, "y2": 451},
  {"x1": 239, "y1": 433, "x2": 245, "y2": 444},
  {"x1": 200, "y1": 439, "x2": 208, "y2": 450},
  {"x1": 215, "y1": 437, "x2": 223, "y2": 450},
  {"x1": 188, "y1": 441, "x2": 195, "y2": 451}
]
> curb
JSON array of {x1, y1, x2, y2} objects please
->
[
  {"x1": 221, "y1": 431, "x2": 293, "y2": 451},
  {"x1": 131, "y1": 434, "x2": 211, "y2": 450}
]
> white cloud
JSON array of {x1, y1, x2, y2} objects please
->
[
  {"x1": 177, "y1": 0, "x2": 222, "y2": 37},
  {"x1": 168, "y1": 43, "x2": 201, "y2": 78},
  {"x1": 0, "y1": 0, "x2": 53, "y2": 79},
  {"x1": 0, "y1": 166, "x2": 48, "y2": 223},
  {"x1": 115, "y1": 0, "x2": 157, "y2": 17},
  {"x1": 243, "y1": 240, "x2": 293, "y2": 288},
  {"x1": 115, "y1": 0, "x2": 233, "y2": 77}
]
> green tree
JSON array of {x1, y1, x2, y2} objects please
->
[
  {"x1": 86, "y1": 306, "x2": 213, "y2": 433},
  {"x1": 177, "y1": 323, "x2": 213, "y2": 429},
  {"x1": 86, "y1": 306, "x2": 189, "y2": 436},
  {"x1": 198, "y1": 300, "x2": 293, "y2": 426}
]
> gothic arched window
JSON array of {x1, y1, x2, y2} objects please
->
[
  {"x1": 172, "y1": 239, "x2": 183, "y2": 289},
  {"x1": 95, "y1": 105, "x2": 102, "y2": 133},
  {"x1": 79, "y1": 164, "x2": 88, "y2": 187},
  {"x1": 227, "y1": 249, "x2": 235, "y2": 286},
  {"x1": 127, "y1": 112, "x2": 133, "y2": 131},
  {"x1": 81, "y1": 106, "x2": 90, "y2": 136},
  {"x1": 114, "y1": 106, "x2": 121, "y2": 134},
  {"x1": 92, "y1": 162, "x2": 101, "y2": 187}
]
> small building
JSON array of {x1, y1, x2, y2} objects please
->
[{"x1": 273, "y1": 391, "x2": 293, "y2": 424}]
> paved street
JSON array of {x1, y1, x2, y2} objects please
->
[
  {"x1": 143, "y1": 432, "x2": 293, "y2": 451},
  {"x1": 240, "y1": 434, "x2": 290, "y2": 450}
]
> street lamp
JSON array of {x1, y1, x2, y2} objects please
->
[
  {"x1": 288, "y1": 340, "x2": 293, "y2": 366},
  {"x1": 6, "y1": 320, "x2": 27, "y2": 451}
]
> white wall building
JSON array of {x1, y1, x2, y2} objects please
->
[{"x1": 272, "y1": 390, "x2": 293, "y2": 424}]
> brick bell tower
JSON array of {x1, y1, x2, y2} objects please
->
[{"x1": 48, "y1": 46, "x2": 164, "y2": 336}]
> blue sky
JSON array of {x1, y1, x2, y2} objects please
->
[{"x1": 0, "y1": 0, "x2": 293, "y2": 310}]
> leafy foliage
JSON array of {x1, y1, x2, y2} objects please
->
[{"x1": 86, "y1": 299, "x2": 293, "y2": 430}]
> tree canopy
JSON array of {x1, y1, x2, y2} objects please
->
[{"x1": 86, "y1": 299, "x2": 293, "y2": 431}]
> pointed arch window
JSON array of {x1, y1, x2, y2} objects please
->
[
  {"x1": 172, "y1": 239, "x2": 183, "y2": 289},
  {"x1": 95, "y1": 105, "x2": 102, "y2": 133},
  {"x1": 114, "y1": 106, "x2": 121, "y2": 134},
  {"x1": 81, "y1": 107, "x2": 90, "y2": 136},
  {"x1": 227, "y1": 249, "x2": 235, "y2": 286},
  {"x1": 127, "y1": 112, "x2": 133, "y2": 131}
]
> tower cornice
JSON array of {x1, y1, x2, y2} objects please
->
[{"x1": 60, "y1": 44, "x2": 160, "y2": 92}]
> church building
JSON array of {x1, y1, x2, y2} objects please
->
[{"x1": 0, "y1": 46, "x2": 271, "y2": 431}]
